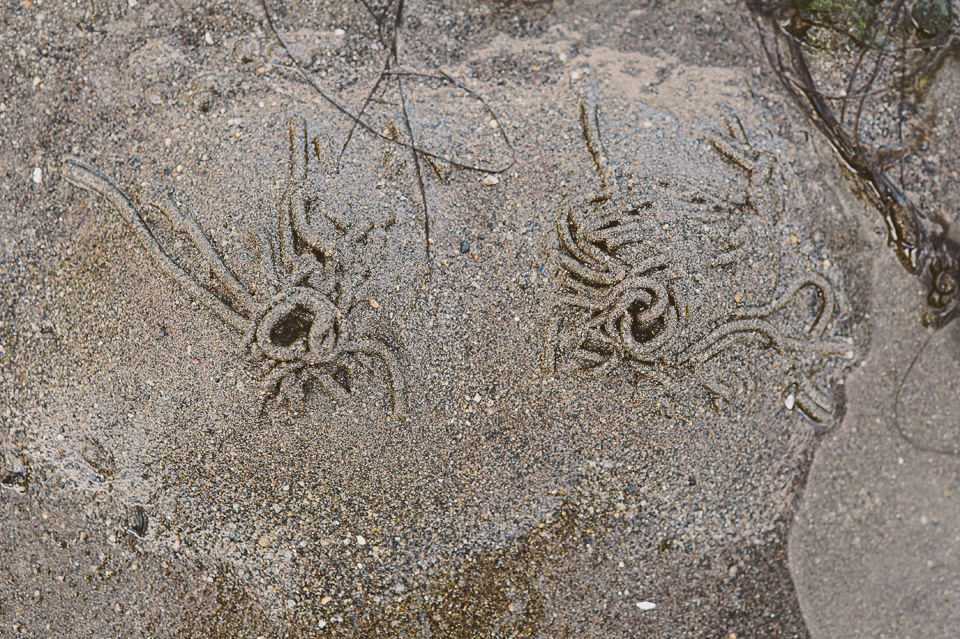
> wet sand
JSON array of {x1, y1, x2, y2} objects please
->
[{"x1": 1, "y1": 1, "x2": 957, "y2": 637}]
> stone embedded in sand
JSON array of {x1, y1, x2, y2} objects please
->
[{"x1": 912, "y1": 0, "x2": 952, "y2": 36}]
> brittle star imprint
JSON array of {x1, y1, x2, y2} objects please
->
[
  {"x1": 63, "y1": 116, "x2": 405, "y2": 418},
  {"x1": 547, "y1": 100, "x2": 854, "y2": 426}
]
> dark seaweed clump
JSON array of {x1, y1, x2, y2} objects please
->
[{"x1": 748, "y1": 0, "x2": 960, "y2": 328}]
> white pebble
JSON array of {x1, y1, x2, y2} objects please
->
[
  {"x1": 356, "y1": 535, "x2": 366, "y2": 546},
  {"x1": 784, "y1": 394, "x2": 795, "y2": 410},
  {"x1": 204, "y1": 32, "x2": 214, "y2": 46},
  {"x1": 481, "y1": 175, "x2": 499, "y2": 186},
  {"x1": 636, "y1": 601, "x2": 657, "y2": 611},
  {"x1": 31, "y1": 167, "x2": 42, "y2": 184}
]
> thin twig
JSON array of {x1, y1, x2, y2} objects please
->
[{"x1": 259, "y1": 0, "x2": 516, "y2": 256}]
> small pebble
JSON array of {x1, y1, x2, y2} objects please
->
[
  {"x1": 369, "y1": 299, "x2": 380, "y2": 309},
  {"x1": 204, "y1": 32, "x2": 214, "y2": 46},
  {"x1": 637, "y1": 601, "x2": 657, "y2": 611},
  {"x1": 129, "y1": 505, "x2": 148, "y2": 538},
  {"x1": 481, "y1": 175, "x2": 499, "y2": 186},
  {"x1": 459, "y1": 239, "x2": 470, "y2": 254},
  {"x1": 785, "y1": 394, "x2": 795, "y2": 410},
  {"x1": 31, "y1": 167, "x2": 42, "y2": 184}
]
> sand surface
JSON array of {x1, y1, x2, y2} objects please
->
[{"x1": 1, "y1": 1, "x2": 957, "y2": 637}]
